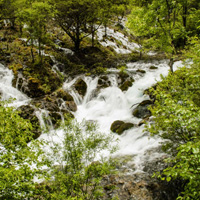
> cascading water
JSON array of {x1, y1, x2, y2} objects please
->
[
  {"x1": 67, "y1": 60, "x2": 176, "y2": 171},
  {"x1": 0, "y1": 60, "x2": 184, "y2": 172},
  {"x1": 0, "y1": 63, "x2": 30, "y2": 107}
]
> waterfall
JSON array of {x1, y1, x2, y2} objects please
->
[
  {"x1": 66, "y1": 59, "x2": 183, "y2": 171},
  {"x1": 0, "y1": 58, "x2": 184, "y2": 172},
  {"x1": 0, "y1": 63, "x2": 30, "y2": 107}
]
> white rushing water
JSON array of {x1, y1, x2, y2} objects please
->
[
  {"x1": 0, "y1": 58, "x2": 184, "y2": 172},
  {"x1": 96, "y1": 25, "x2": 140, "y2": 54},
  {"x1": 0, "y1": 60, "x2": 184, "y2": 170},
  {"x1": 0, "y1": 63, "x2": 30, "y2": 107},
  {"x1": 67, "y1": 60, "x2": 175, "y2": 170}
]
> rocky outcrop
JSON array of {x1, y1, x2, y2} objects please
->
[
  {"x1": 17, "y1": 105, "x2": 41, "y2": 139},
  {"x1": 110, "y1": 120, "x2": 134, "y2": 135},
  {"x1": 30, "y1": 88, "x2": 76, "y2": 128},
  {"x1": 11, "y1": 61, "x2": 63, "y2": 98},
  {"x1": 132, "y1": 100, "x2": 153, "y2": 119},
  {"x1": 101, "y1": 154, "x2": 183, "y2": 200}
]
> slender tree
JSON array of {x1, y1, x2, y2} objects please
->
[
  {"x1": 18, "y1": 0, "x2": 52, "y2": 63},
  {"x1": 128, "y1": 0, "x2": 200, "y2": 71}
]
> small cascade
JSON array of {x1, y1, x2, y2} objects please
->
[
  {"x1": 35, "y1": 109, "x2": 54, "y2": 131},
  {"x1": 82, "y1": 77, "x2": 98, "y2": 104},
  {"x1": 63, "y1": 76, "x2": 84, "y2": 105},
  {"x1": 96, "y1": 25, "x2": 140, "y2": 54},
  {"x1": 0, "y1": 63, "x2": 30, "y2": 107}
]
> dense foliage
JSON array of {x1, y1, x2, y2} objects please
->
[
  {"x1": 0, "y1": 0, "x2": 130, "y2": 53},
  {"x1": 0, "y1": 101, "x2": 48, "y2": 199},
  {"x1": 0, "y1": 101, "x2": 117, "y2": 199},
  {"x1": 1, "y1": 0, "x2": 200, "y2": 199},
  {"x1": 127, "y1": 0, "x2": 200, "y2": 70},
  {"x1": 48, "y1": 120, "x2": 117, "y2": 200},
  {"x1": 147, "y1": 40, "x2": 200, "y2": 199}
]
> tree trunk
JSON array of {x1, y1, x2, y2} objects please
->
[
  {"x1": 75, "y1": 39, "x2": 80, "y2": 52},
  {"x1": 104, "y1": 23, "x2": 107, "y2": 37},
  {"x1": 91, "y1": 26, "x2": 95, "y2": 47},
  {"x1": 169, "y1": 58, "x2": 174, "y2": 73},
  {"x1": 182, "y1": 2, "x2": 188, "y2": 46},
  {"x1": 38, "y1": 38, "x2": 42, "y2": 63},
  {"x1": 31, "y1": 39, "x2": 35, "y2": 63}
]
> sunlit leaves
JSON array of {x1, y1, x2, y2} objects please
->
[{"x1": 0, "y1": 100, "x2": 48, "y2": 199}]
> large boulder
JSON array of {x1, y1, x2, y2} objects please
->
[
  {"x1": 132, "y1": 100, "x2": 152, "y2": 119},
  {"x1": 73, "y1": 78, "x2": 87, "y2": 97},
  {"x1": 110, "y1": 120, "x2": 134, "y2": 135}
]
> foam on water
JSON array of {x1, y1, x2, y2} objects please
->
[
  {"x1": 0, "y1": 63, "x2": 30, "y2": 107},
  {"x1": 0, "y1": 58, "x2": 184, "y2": 171},
  {"x1": 71, "y1": 60, "x2": 184, "y2": 169}
]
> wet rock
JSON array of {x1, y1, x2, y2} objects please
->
[
  {"x1": 120, "y1": 79, "x2": 134, "y2": 91},
  {"x1": 149, "y1": 65, "x2": 158, "y2": 70},
  {"x1": 110, "y1": 120, "x2": 125, "y2": 133},
  {"x1": 49, "y1": 112, "x2": 62, "y2": 128},
  {"x1": 132, "y1": 100, "x2": 152, "y2": 119},
  {"x1": 65, "y1": 101, "x2": 77, "y2": 112},
  {"x1": 33, "y1": 98, "x2": 60, "y2": 112},
  {"x1": 118, "y1": 123, "x2": 134, "y2": 134},
  {"x1": 53, "y1": 88, "x2": 74, "y2": 101},
  {"x1": 98, "y1": 75, "x2": 111, "y2": 89},
  {"x1": 138, "y1": 117, "x2": 149, "y2": 126},
  {"x1": 136, "y1": 69, "x2": 146, "y2": 74},
  {"x1": 32, "y1": 89, "x2": 77, "y2": 113},
  {"x1": 17, "y1": 105, "x2": 41, "y2": 139},
  {"x1": 117, "y1": 71, "x2": 135, "y2": 91},
  {"x1": 73, "y1": 78, "x2": 87, "y2": 97},
  {"x1": 110, "y1": 120, "x2": 134, "y2": 135}
]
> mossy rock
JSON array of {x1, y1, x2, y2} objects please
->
[
  {"x1": 120, "y1": 79, "x2": 135, "y2": 91},
  {"x1": 17, "y1": 105, "x2": 41, "y2": 139},
  {"x1": 14, "y1": 60, "x2": 63, "y2": 98},
  {"x1": 97, "y1": 75, "x2": 111, "y2": 89},
  {"x1": 110, "y1": 120, "x2": 134, "y2": 135},
  {"x1": 74, "y1": 78, "x2": 87, "y2": 97},
  {"x1": 149, "y1": 65, "x2": 158, "y2": 70},
  {"x1": 136, "y1": 69, "x2": 146, "y2": 74},
  {"x1": 117, "y1": 123, "x2": 134, "y2": 135},
  {"x1": 118, "y1": 70, "x2": 129, "y2": 83},
  {"x1": 132, "y1": 100, "x2": 152, "y2": 119},
  {"x1": 52, "y1": 89, "x2": 74, "y2": 101},
  {"x1": 110, "y1": 120, "x2": 125, "y2": 133},
  {"x1": 49, "y1": 112, "x2": 62, "y2": 128}
]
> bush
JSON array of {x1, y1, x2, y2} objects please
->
[
  {"x1": 0, "y1": 100, "x2": 48, "y2": 199},
  {"x1": 49, "y1": 119, "x2": 117, "y2": 200}
]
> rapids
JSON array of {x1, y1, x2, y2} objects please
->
[{"x1": 0, "y1": 58, "x2": 184, "y2": 172}]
